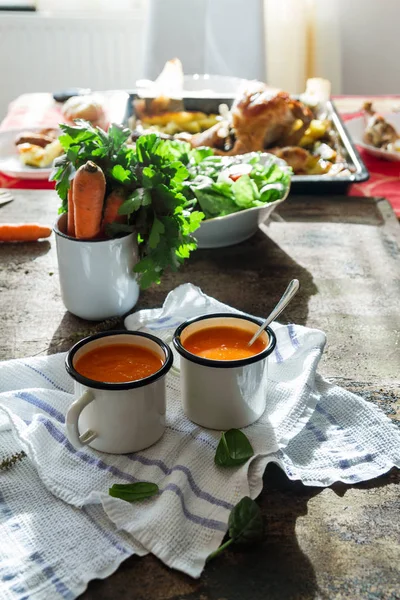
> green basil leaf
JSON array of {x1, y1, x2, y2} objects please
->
[
  {"x1": 228, "y1": 496, "x2": 264, "y2": 544},
  {"x1": 206, "y1": 496, "x2": 263, "y2": 562},
  {"x1": 108, "y1": 482, "x2": 159, "y2": 502},
  {"x1": 214, "y1": 429, "x2": 254, "y2": 467}
]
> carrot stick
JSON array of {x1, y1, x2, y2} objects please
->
[
  {"x1": 73, "y1": 161, "x2": 106, "y2": 240},
  {"x1": 0, "y1": 224, "x2": 51, "y2": 242},
  {"x1": 67, "y1": 181, "x2": 75, "y2": 237},
  {"x1": 101, "y1": 189, "x2": 126, "y2": 236}
]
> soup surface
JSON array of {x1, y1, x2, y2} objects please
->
[
  {"x1": 75, "y1": 343, "x2": 163, "y2": 383},
  {"x1": 183, "y1": 326, "x2": 267, "y2": 361}
]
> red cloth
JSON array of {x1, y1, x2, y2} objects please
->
[
  {"x1": 1, "y1": 93, "x2": 400, "y2": 216},
  {"x1": 340, "y1": 110, "x2": 400, "y2": 217}
]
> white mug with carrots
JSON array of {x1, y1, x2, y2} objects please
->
[{"x1": 54, "y1": 160, "x2": 140, "y2": 321}]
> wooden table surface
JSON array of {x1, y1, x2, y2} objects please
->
[{"x1": 1, "y1": 190, "x2": 399, "y2": 599}]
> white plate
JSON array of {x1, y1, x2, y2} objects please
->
[
  {"x1": 0, "y1": 91, "x2": 129, "y2": 181},
  {"x1": 345, "y1": 113, "x2": 400, "y2": 162},
  {"x1": 194, "y1": 154, "x2": 291, "y2": 249},
  {"x1": 0, "y1": 128, "x2": 59, "y2": 180}
]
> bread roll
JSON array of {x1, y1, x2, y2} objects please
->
[{"x1": 61, "y1": 95, "x2": 106, "y2": 128}]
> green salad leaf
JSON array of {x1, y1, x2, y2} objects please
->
[{"x1": 185, "y1": 153, "x2": 292, "y2": 220}]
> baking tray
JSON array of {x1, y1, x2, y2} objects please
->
[{"x1": 123, "y1": 93, "x2": 369, "y2": 195}]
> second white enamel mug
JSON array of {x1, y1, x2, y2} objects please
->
[{"x1": 173, "y1": 314, "x2": 276, "y2": 430}]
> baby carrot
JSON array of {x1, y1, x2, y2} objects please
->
[
  {"x1": 101, "y1": 188, "x2": 126, "y2": 235},
  {"x1": 0, "y1": 224, "x2": 52, "y2": 242},
  {"x1": 67, "y1": 181, "x2": 75, "y2": 237},
  {"x1": 73, "y1": 161, "x2": 106, "y2": 239}
]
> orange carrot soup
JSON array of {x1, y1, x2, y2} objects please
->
[
  {"x1": 75, "y1": 344, "x2": 163, "y2": 383},
  {"x1": 183, "y1": 326, "x2": 267, "y2": 361}
]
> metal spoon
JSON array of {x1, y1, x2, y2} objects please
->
[{"x1": 248, "y1": 279, "x2": 300, "y2": 347}]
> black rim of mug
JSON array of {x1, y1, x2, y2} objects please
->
[
  {"x1": 66, "y1": 330, "x2": 173, "y2": 390},
  {"x1": 173, "y1": 313, "x2": 277, "y2": 369},
  {"x1": 53, "y1": 214, "x2": 132, "y2": 243}
]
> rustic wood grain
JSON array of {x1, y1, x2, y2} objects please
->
[{"x1": 1, "y1": 190, "x2": 399, "y2": 600}]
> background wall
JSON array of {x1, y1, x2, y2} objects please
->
[
  {"x1": 0, "y1": 11, "x2": 145, "y2": 118},
  {"x1": 0, "y1": 0, "x2": 399, "y2": 120},
  {"x1": 337, "y1": 0, "x2": 400, "y2": 95}
]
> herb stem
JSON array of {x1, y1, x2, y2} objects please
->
[
  {"x1": 206, "y1": 538, "x2": 233, "y2": 562},
  {"x1": 0, "y1": 450, "x2": 26, "y2": 470}
]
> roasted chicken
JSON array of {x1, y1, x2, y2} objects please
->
[
  {"x1": 131, "y1": 67, "x2": 350, "y2": 175},
  {"x1": 190, "y1": 84, "x2": 313, "y2": 156},
  {"x1": 268, "y1": 147, "x2": 310, "y2": 174}
]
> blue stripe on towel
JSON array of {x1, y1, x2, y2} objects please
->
[
  {"x1": 13, "y1": 394, "x2": 231, "y2": 513},
  {"x1": 0, "y1": 491, "x2": 74, "y2": 599},
  {"x1": 38, "y1": 416, "x2": 227, "y2": 532},
  {"x1": 15, "y1": 391, "x2": 65, "y2": 424},
  {"x1": 22, "y1": 363, "x2": 69, "y2": 393}
]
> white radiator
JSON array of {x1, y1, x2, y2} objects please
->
[{"x1": 0, "y1": 11, "x2": 145, "y2": 118}]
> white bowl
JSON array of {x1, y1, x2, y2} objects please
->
[
  {"x1": 194, "y1": 191, "x2": 289, "y2": 249},
  {"x1": 345, "y1": 113, "x2": 400, "y2": 162},
  {"x1": 193, "y1": 153, "x2": 291, "y2": 249}
]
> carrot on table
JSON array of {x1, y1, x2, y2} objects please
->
[
  {"x1": 73, "y1": 161, "x2": 106, "y2": 240},
  {"x1": 101, "y1": 188, "x2": 126, "y2": 235},
  {"x1": 0, "y1": 224, "x2": 52, "y2": 242},
  {"x1": 67, "y1": 181, "x2": 75, "y2": 237}
]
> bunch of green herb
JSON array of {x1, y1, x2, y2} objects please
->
[{"x1": 50, "y1": 121, "x2": 204, "y2": 288}]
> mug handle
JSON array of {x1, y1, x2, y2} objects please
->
[
  {"x1": 66, "y1": 389, "x2": 98, "y2": 447},
  {"x1": 163, "y1": 332, "x2": 181, "y2": 376}
]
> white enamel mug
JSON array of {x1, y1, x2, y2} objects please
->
[
  {"x1": 54, "y1": 214, "x2": 140, "y2": 321},
  {"x1": 65, "y1": 331, "x2": 173, "y2": 454},
  {"x1": 173, "y1": 314, "x2": 276, "y2": 430}
]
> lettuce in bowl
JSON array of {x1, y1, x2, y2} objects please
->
[{"x1": 185, "y1": 151, "x2": 292, "y2": 220}]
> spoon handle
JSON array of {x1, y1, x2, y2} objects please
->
[{"x1": 248, "y1": 279, "x2": 300, "y2": 347}]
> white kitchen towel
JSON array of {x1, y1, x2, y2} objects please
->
[{"x1": 0, "y1": 284, "x2": 399, "y2": 598}]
